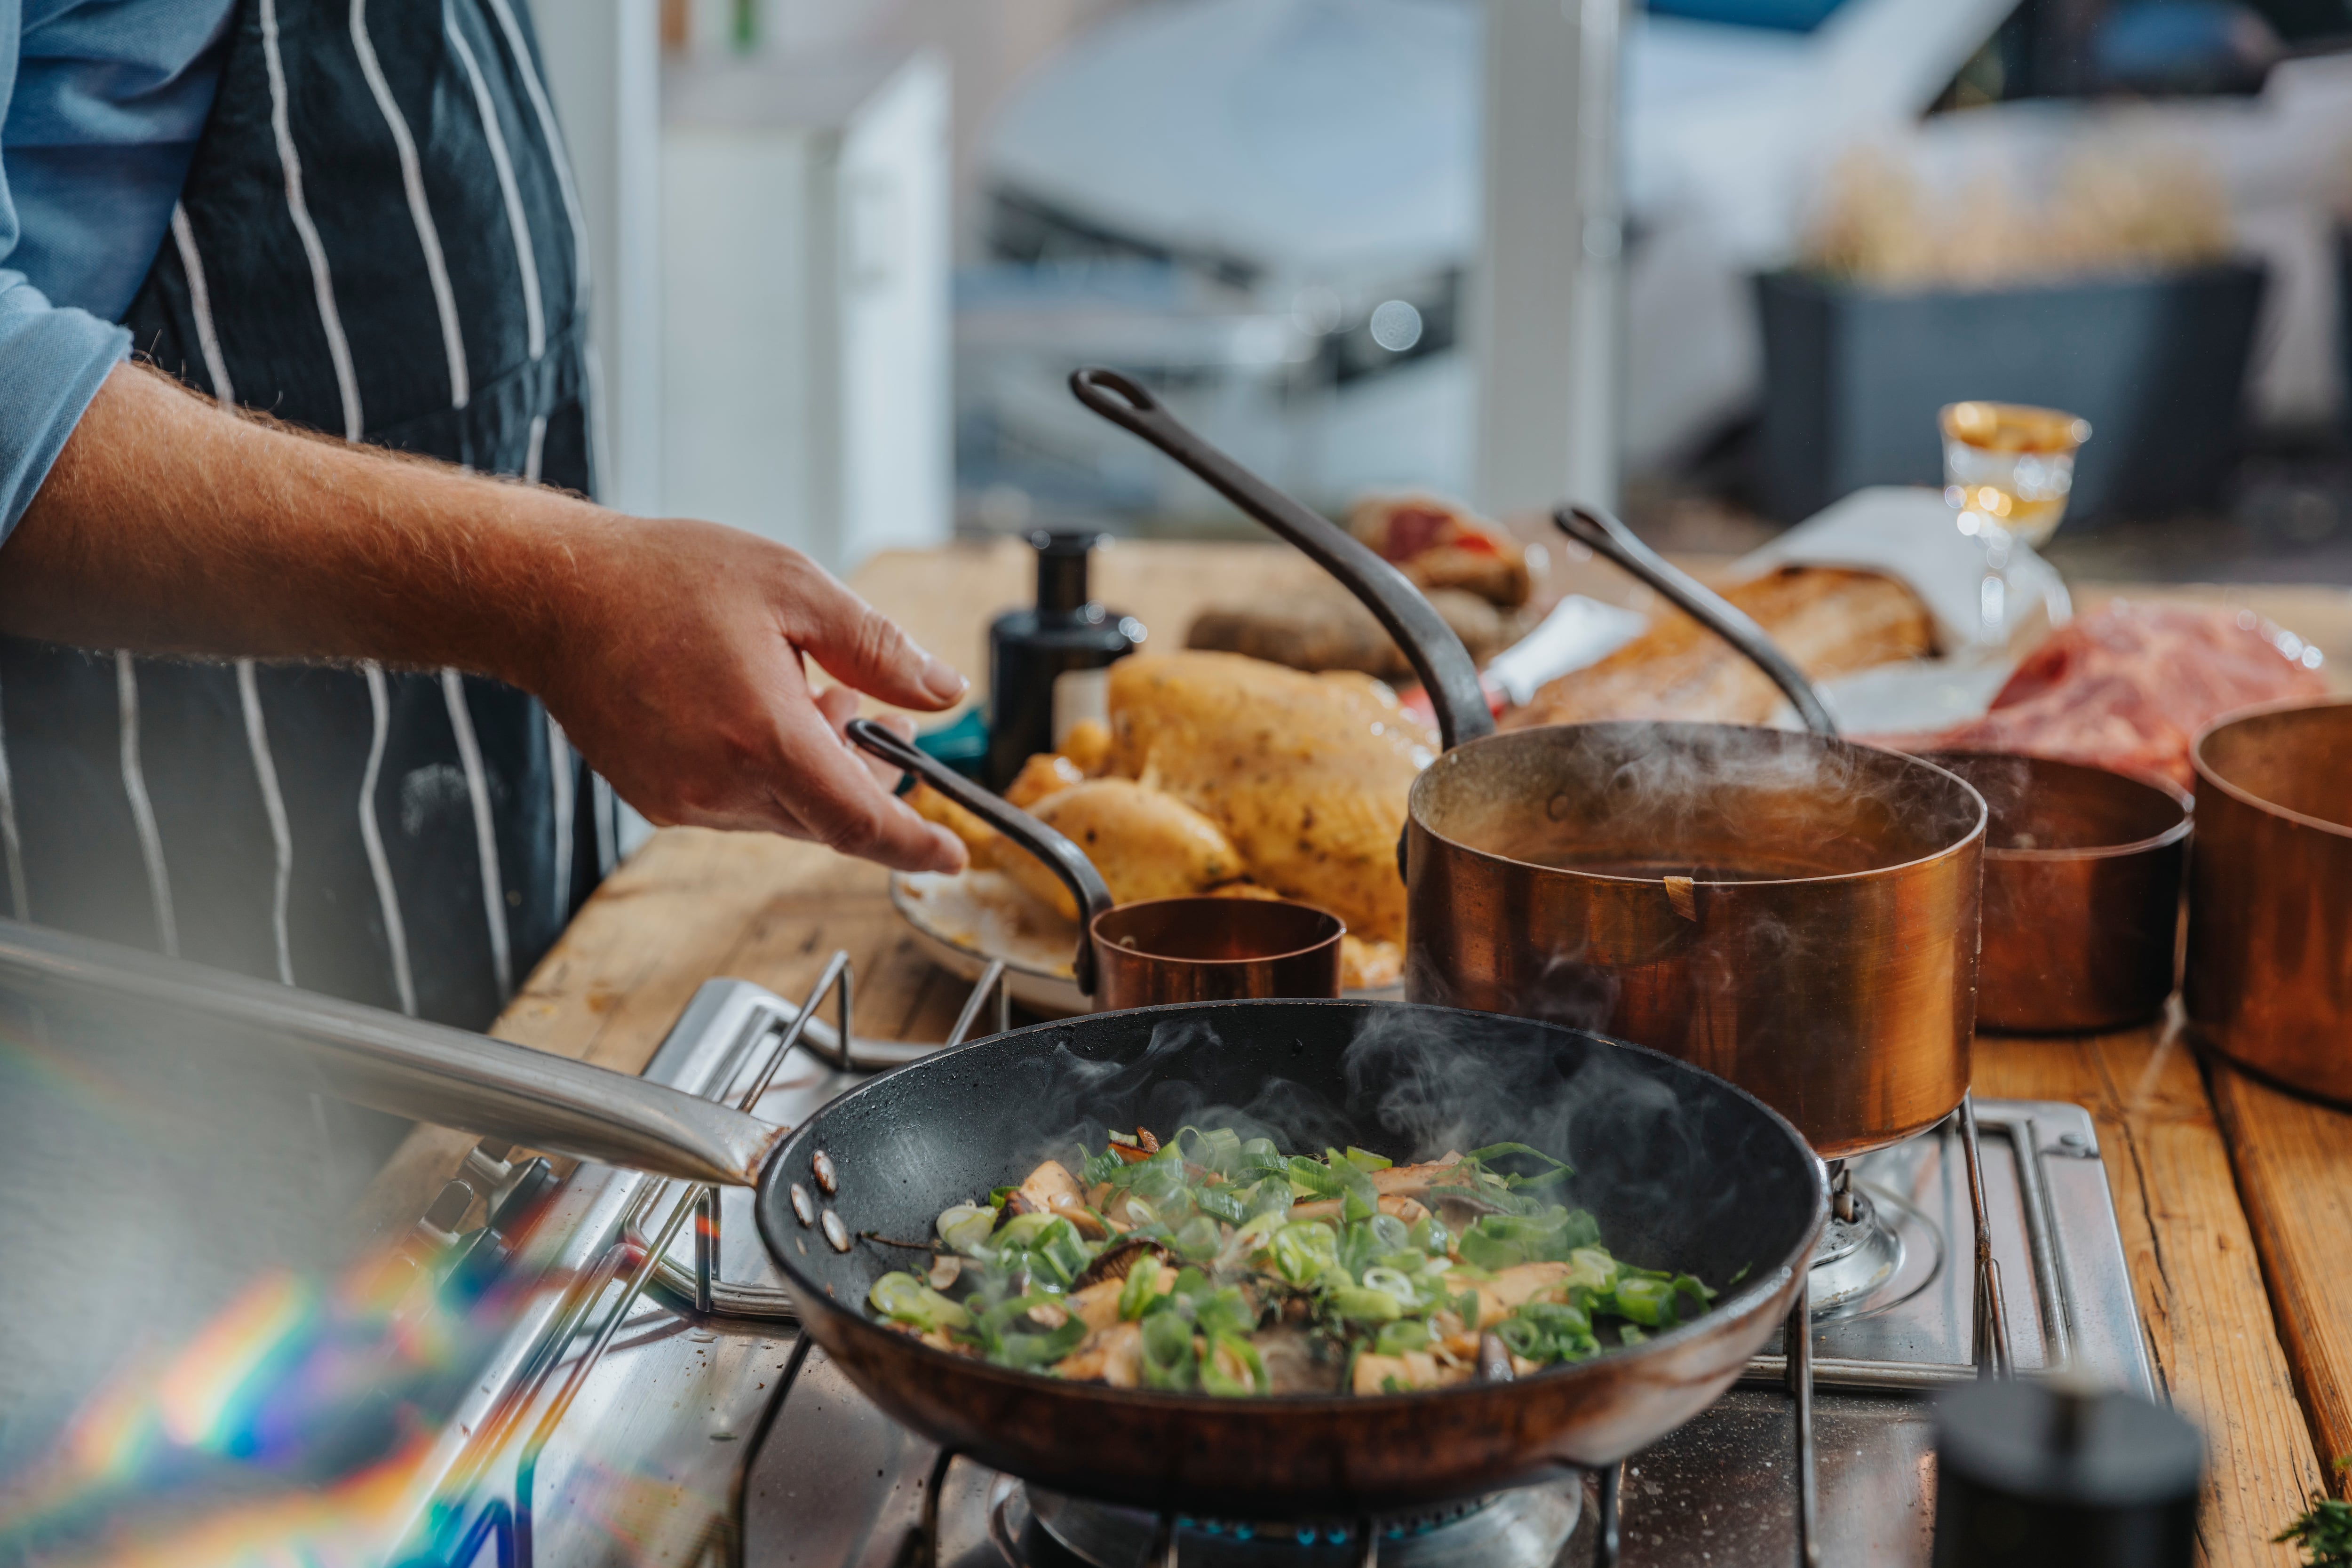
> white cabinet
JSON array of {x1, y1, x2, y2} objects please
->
[{"x1": 660, "y1": 50, "x2": 951, "y2": 573}]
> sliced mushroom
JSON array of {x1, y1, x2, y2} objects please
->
[
  {"x1": 1288, "y1": 1193, "x2": 1434, "y2": 1226},
  {"x1": 1014, "y1": 1158, "x2": 1109, "y2": 1238},
  {"x1": 1257, "y1": 1324, "x2": 1343, "y2": 1395},
  {"x1": 1366, "y1": 1152, "x2": 1463, "y2": 1200},
  {"x1": 1070, "y1": 1235, "x2": 1175, "y2": 1292},
  {"x1": 1432, "y1": 1189, "x2": 1510, "y2": 1229},
  {"x1": 1053, "y1": 1320, "x2": 1143, "y2": 1386}
]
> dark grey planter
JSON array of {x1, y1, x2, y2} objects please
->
[
  {"x1": 1755, "y1": 262, "x2": 2268, "y2": 527},
  {"x1": 2336, "y1": 226, "x2": 2352, "y2": 453}
]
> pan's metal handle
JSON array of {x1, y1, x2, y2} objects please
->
[
  {"x1": 0, "y1": 916, "x2": 786, "y2": 1187},
  {"x1": 1070, "y1": 367, "x2": 1496, "y2": 751},
  {"x1": 848, "y1": 718, "x2": 1112, "y2": 996},
  {"x1": 1553, "y1": 505, "x2": 1839, "y2": 739}
]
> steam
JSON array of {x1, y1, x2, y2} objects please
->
[
  {"x1": 976, "y1": 1002, "x2": 1806, "y2": 1280},
  {"x1": 993, "y1": 1011, "x2": 1358, "y2": 1175},
  {"x1": 1429, "y1": 721, "x2": 1984, "y2": 878}
]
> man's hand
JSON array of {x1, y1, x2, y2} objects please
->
[
  {"x1": 1, "y1": 362, "x2": 968, "y2": 873},
  {"x1": 528, "y1": 516, "x2": 968, "y2": 870}
]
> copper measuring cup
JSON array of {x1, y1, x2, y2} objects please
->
[
  {"x1": 847, "y1": 720, "x2": 1344, "y2": 1012},
  {"x1": 1922, "y1": 751, "x2": 2192, "y2": 1035},
  {"x1": 1093, "y1": 897, "x2": 1343, "y2": 1008},
  {"x1": 2185, "y1": 697, "x2": 2352, "y2": 1104}
]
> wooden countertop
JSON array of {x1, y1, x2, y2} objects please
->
[{"x1": 355, "y1": 540, "x2": 2352, "y2": 1567}]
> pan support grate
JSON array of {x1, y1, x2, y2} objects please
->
[
  {"x1": 623, "y1": 953, "x2": 1010, "y2": 1323},
  {"x1": 421, "y1": 949, "x2": 1008, "y2": 1568}
]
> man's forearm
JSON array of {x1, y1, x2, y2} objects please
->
[
  {"x1": 0, "y1": 360, "x2": 585, "y2": 687},
  {"x1": 0, "y1": 359, "x2": 970, "y2": 871}
]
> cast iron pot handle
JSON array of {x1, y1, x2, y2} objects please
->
[
  {"x1": 847, "y1": 718, "x2": 1114, "y2": 996},
  {"x1": 1070, "y1": 366, "x2": 1496, "y2": 751},
  {"x1": 1553, "y1": 504, "x2": 1840, "y2": 739}
]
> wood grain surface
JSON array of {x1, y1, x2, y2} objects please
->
[
  {"x1": 2210, "y1": 1062, "x2": 2352, "y2": 1493},
  {"x1": 345, "y1": 544, "x2": 2352, "y2": 1563},
  {"x1": 1978, "y1": 1026, "x2": 2326, "y2": 1563}
]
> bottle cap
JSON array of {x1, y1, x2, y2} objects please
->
[
  {"x1": 1933, "y1": 1378, "x2": 2201, "y2": 1566},
  {"x1": 1030, "y1": 530, "x2": 1109, "y2": 617}
]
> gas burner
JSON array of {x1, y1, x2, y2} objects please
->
[
  {"x1": 1806, "y1": 1179, "x2": 1942, "y2": 1319},
  {"x1": 1013, "y1": 1482, "x2": 1581, "y2": 1568},
  {"x1": 360, "y1": 975, "x2": 2155, "y2": 1568}
]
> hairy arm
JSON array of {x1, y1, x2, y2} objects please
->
[{"x1": 0, "y1": 361, "x2": 968, "y2": 871}]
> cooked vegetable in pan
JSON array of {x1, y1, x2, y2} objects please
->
[{"x1": 866, "y1": 1127, "x2": 1716, "y2": 1395}]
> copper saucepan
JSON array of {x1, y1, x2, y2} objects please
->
[
  {"x1": 1923, "y1": 751, "x2": 2192, "y2": 1035},
  {"x1": 1070, "y1": 369, "x2": 1986, "y2": 1160},
  {"x1": 849, "y1": 720, "x2": 1343, "y2": 1010},
  {"x1": 2185, "y1": 696, "x2": 2352, "y2": 1104}
]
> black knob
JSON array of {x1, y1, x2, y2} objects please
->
[{"x1": 1932, "y1": 1379, "x2": 2201, "y2": 1568}]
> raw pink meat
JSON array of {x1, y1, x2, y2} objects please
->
[{"x1": 1876, "y1": 603, "x2": 2329, "y2": 787}]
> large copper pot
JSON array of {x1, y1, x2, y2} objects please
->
[
  {"x1": 2185, "y1": 697, "x2": 2352, "y2": 1104},
  {"x1": 1405, "y1": 723, "x2": 1984, "y2": 1159},
  {"x1": 1071, "y1": 370, "x2": 1986, "y2": 1159}
]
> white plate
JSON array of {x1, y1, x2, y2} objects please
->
[
  {"x1": 889, "y1": 870, "x2": 1404, "y2": 1018},
  {"x1": 891, "y1": 869, "x2": 1092, "y2": 1015}
]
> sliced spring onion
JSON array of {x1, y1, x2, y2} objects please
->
[
  {"x1": 1119, "y1": 1255, "x2": 1165, "y2": 1321},
  {"x1": 936, "y1": 1203, "x2": 997, "y2": 1258},
  {"x1": 1328, "y1": 1285, "x2": 1404, "y2": 1324},
  {"x1": 1201, "y1": 1332, "x2": 1268, "y2": 1396}
]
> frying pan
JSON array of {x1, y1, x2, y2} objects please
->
[
  {"x1": 0, "y1": 919, "x2": 1824, "y2": 1520},
  {"x1": 1068, "y1": 368, "x2": 1986, "y2": 1160}
]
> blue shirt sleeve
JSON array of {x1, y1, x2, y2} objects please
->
[{"x1": 0, "y1": 0, "x2": 134, "y2": 544}]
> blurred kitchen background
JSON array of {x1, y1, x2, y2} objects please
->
[{"x1": 558, "y1": 0, "x2": 2352, "y2": 588}]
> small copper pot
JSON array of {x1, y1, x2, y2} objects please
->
[
  {"x1": 1093, "y1": 897, "x2": 1343, "y2": 1009},
  {"x1": 1923, "y1": 751, "x2": 2192, "y2": 1035},
  {"x1": 2185, "y1": 698, "x2": 2352, "y2": 1104}
]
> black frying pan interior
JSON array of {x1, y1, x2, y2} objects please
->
[{"x1": 754, "y1": 1000, "x2": 1823, "y2": 1517}]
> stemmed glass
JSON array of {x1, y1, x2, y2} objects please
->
[{"x1": 1940, "y1": 401, "x2": 2092, "y2": 638}]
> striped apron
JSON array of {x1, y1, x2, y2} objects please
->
[{"x1": 0, "y1": 0, "x2": 611, "y2": 1028}]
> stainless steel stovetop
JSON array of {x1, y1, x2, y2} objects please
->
[{"x1": 380, "y1": 967, "x2": 2152, "y2": 1568}]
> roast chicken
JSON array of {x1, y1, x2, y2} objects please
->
[
  {"x1": 907, "y1": 651, "x2": 1433, "y2": 988},
  {"x1": 993, "y1": 779, "x2": 1244, "y2": 920},
  {"x1": 1104, "y1": 653, "x2": 1433, "y2": 944}
]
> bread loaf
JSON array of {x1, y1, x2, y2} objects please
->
[
  {"x1": 1502, "y1": 565, "x2": 1934, "y2": 730},
  {"x1": 1187, "y1": 581, "x2": 1525, "y2": 677}
]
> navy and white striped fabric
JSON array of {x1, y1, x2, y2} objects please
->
[{"x1": 0, "y1": 0, "x2": 608, "y2": 1027}]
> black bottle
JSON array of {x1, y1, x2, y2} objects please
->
[
  {"x1": 985, "y1": 532, "x2": 1143, "y2": 789},
  {"x1": 1932, "y1": 1379, "x2": 2200, "y2": 1568}
]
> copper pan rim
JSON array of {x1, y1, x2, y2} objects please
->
[
  {"x1": 2194, "y1": 1035, "x2": 2352, "y2": 1113},
  {"x1": 2192, "y1": 695, "x2": 2352, "y2": 840},
  {"x1": 1412, "y1": 723, "x2": 1989, "y2": 888},
  {"x1": 1924, "y1": 748, "x2": 2193, "y2": 865},
  {"x1": 1089, "y1": 897, "x2": 1346, "y2": 968}
]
